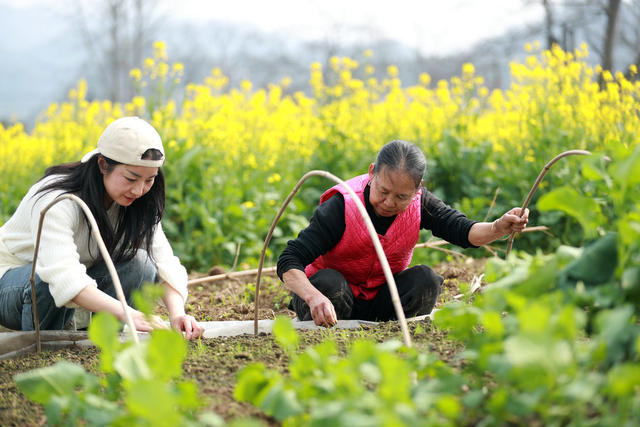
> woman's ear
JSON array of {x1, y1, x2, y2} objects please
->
[
  {"x1": 97, "y1": 156, "x2": 107, "y2": 174},
  {"x1": 368, "y1": 163, "x2": 375, "y2": 179}
]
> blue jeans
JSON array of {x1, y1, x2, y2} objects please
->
[{"x1": 0, "y1": 250, "x2": 158, "y2": 331}]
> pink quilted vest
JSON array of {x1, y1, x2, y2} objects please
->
[{"x1": 305, "y1": 174, "x2": 421, "y2": 300}]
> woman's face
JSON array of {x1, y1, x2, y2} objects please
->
[
  {"x1": 99, "y1": 157, "x2": 158, "y2": 207},
  {"x1": 367, "y1": 164, "x2": 420, "y2": 217}
]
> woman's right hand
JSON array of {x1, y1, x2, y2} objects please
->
[
  {"x1": 124, "y1": 308, "x2": 169, "y2": 332},
  {"x1": 72, "y1": 286, "x2": 169, "y2": 332},
  {"x1": 307, "y1": 293, "x2": 337, "y2": 327}
]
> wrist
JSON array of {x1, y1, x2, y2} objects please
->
[
  {"x1": 491, "y1": 218, "x2": 502, "y2": 235},
  {"x1": 169, "y1": 307, "x2": 186, "y2": 320},
  {"x1": 304, "y1": 288, "x2": 324, "y2": 305},
  {"x1": 118, "y1": 306, "x2": 135, "y2": 322}
]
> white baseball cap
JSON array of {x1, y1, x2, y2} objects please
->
[{"x1": 81, "y1": 116, "x2": 165, "y2": 167}]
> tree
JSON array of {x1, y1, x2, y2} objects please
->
[
  {"x1": 619, "y1": 0, "x2": 640, "y2": 80},
  {"x1": 69, "y1": 0, "x2": 166, "y2": 102},
  {"x1": 601, "y1": 0, "x2": 621, "y2": 74}
]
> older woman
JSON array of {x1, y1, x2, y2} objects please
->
[{"x1": 277, "y1": 140, "x2": 528, "y2": 327}]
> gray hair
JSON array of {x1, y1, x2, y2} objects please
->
[{"x1": 373, "y1": 140, "x2": 426, "y2": 188}]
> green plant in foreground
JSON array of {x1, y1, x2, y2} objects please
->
[
  {"x1": 235, "y1": 150, "x2": 640, "y2": 425},
  {"x1": 235, "y1": 316, "x2": 471, "y2": 426},
  {"x1": 14, "y1": 312, "x2": 223, "y2": 426},
  {"x1": 433, "y1": 149, "x2": 640, "y2": 425}
]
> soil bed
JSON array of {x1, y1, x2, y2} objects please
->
[{"x1": 0, "y1": 258, "x2": 486, "y2": 425}]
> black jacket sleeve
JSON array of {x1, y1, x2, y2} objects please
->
[
  {"x1": 420, "y1": 190, "x2": 478, "y2": 248},
  {"x1": 276, "y1": 193, "x2": 346, "y2": 280}
]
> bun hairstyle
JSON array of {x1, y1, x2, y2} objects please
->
[{"x1": 373, "y1": 140, "x2": 426, "y2": 188}]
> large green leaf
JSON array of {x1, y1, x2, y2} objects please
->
[
  {"x1": 14, "y1": 362, "x2": 94, "y2": 404},
  {"x1": 272, "y1": 315, "x2": 298, "y2": 353},
  {"x1": 537, "y1": 185, "x2": 604, "y2": 236},
  {"x1": 606, "y1": 363, "x2": 640, "y2": 397},
  {"x1": 125, "y1": 379, "x2": 182, "y2": 426},
  {"x1": 257, "y1": 383, "x2": 303, "y2": 421},
  {"x1": 594, "y1": 305, "x2": 636, "y2": 365},
  {"x1": 559, "y1": 233, "x2": 618, "y2": 287},
  {"x1": 114, "y1": 344, "x2": 152, "y2": 381},
  {"x1": 378, "y1": 353, "x2": 412, "y2": 404},
  {"x1": 89, "y1": 312, "x2": 124, "y2": 373},
  {"x1": 621, "y1": 266, "x2": 640, "y2": 304},
  {"x1": 234, "y1": 363, "x2": 278, "y2": 403},
  {"x1": 147, "y1": 329, "x2": 187, "y2": 381},
  {"x1": 609, "y1": 146, "x2": 640, "y2": 187}
]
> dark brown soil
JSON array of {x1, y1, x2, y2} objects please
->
[{"x1": 0, "y1": 258, "x2": 487, "y2": 426}]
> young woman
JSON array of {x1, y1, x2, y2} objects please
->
[
  {"x1": 277, "y1": 140, "x2": 529, "y2": 327},
  {"x1": 0, "y1": 116, "x2": 204, "y2": 339}
]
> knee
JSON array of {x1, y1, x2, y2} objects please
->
[
  {"x1": 129, "y1": 250, "x2": 158, "y2": 286},
  {"x1": 309, "y1": 269, "x2": 349, "y2": 293},
  {"x1": 412, "y1": 265, "x2": 444, "y2": 296},
  {"x1": 400, "y1": 265, "x2": 443, "y2": 317}
]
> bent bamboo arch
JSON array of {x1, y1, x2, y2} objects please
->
[
  {"x1": 505, "y1": 150, "x2": 591, "y2": 256},
  {"x1": 252, "y1": 170, "x2": 413, "y2": 348},
  {"x1": 30, "y1": 194, "x2": 139, "y2": 351}
]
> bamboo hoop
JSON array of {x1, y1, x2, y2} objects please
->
[
  {"x1": 188, "y1": 266, "x2": 277, "y2": 286},
  {"x1": 505, "y1": 150, "x2": 591, "y2": 257},
  {"x1": 252, "y1": 170, "x2": 413, "y2": 348},
  {"x1": 30, "y1": 194, "x2": 139, "y2": 351}
]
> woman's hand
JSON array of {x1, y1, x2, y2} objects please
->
[
  {"x1": 307, "y1": 293, "x2": 337, "y2": 328},
  {"x1": 170, "y1": 314, "x2": 205, "y2": 340},
  {"x1": 493, "y1": 207, "x2": 529, "y2": 235},
  {"x1": 161, "y1": 282, "x2": 205, "y2": 339},
  {"x1": 468, "y1": 207, "x2": 530, "y2": 246},
  {"x1": 283, "y1": 269, "x2": 337, "y2": 328},
  {"x1": 123, "y1": 308, "x2": 169, "y2": 332}
]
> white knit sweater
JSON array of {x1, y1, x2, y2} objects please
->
[{"x1": 0, "y1": 175, "x2": 188, "y2": 308}]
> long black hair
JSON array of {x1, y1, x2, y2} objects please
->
[
  {"x1": 35, "y1": 149, "x2": 165, "y2": 263},
  {"x1": 373, "y1": 140, "x2": 426, "y2": 188}
]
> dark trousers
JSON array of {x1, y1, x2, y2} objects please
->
[{"x1": 289, "y1": 265, "x2": 443, "y2": 322}]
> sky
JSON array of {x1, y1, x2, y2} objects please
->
[
  {"x1": 0, "y1": 0, "x2": 546, "y2": 123},
  {"x1": 169, "y1": 0, "x2": 544, "y2": 56},
  {"x1": 1, "y1": 0, "x2": 545, "y2": 56}
]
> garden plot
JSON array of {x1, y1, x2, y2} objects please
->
[{"x1": 0, "y1": 258, "x2": 484, "y2": 425}]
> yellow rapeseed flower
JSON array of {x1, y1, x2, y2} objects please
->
[
  {"x1": 241, "y1": 80, "x2": 253, "y2": 92},
  {"x1": 172, "y1": 62, "x2": 184, "y2": 74},
  {"x1": 153, "y1": 41, "x2": 168, "y2": 61},
  {"x1": 267, "y1": 173, "x2": 282, "y2": 183},
  {"x1": 130, "y1": 68, "x2": 142, "y2": 81}
]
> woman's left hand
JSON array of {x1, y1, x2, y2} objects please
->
[
  {"x1": 495, "y1": 207, "x2": 529, "y2": 235},
  {"x1": 170, "y1": 314, "x2": 205, "y2": 340}
]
